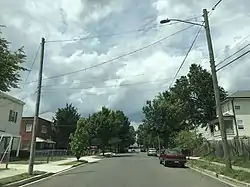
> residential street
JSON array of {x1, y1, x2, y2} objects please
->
[{"x1": 23, "y1": 153, "x2": 230, "y2": 187}]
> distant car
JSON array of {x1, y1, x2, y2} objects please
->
[
  {"x1": 159, "y1": 149, "x2": 186, "y2": 167},
  {"x1": 147, "y1": 148, "x2": 157, "y2": 156},
  {"x1": 141, "y1": 148, "x2": 146, "y2": 152}
]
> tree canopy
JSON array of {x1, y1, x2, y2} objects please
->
[
  {"x1": 0, "y1": 29, "x2": 27, "y2": 92},
  {"x1": 53, "y1": 103, "x2": 80, "y2": 149},
  {"x1": 70, "y1": 118, "x2": 89, "y2": 160},
  {"x1": 69, "y1": 106, "x2": 136, "y2": 157},
  {"x1": 83, "y1": 107, "x2": 135, "y2": 153},
  {"x1": 138, "y1": 63, "x2": 227, "y2": 149}
]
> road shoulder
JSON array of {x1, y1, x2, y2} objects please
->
[{"x1": 187, "y1": 160, "x2": 250, "y2": 187}]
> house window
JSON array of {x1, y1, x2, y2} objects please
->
[
  {"x1": 8, "y1": 110, "x2": 18, "y2": 123},
  {"x1": 235, "y1": 105, "x2": 240, "y2": 110},
  {"x1": 25, "y1": 123, "x2": 33, "y2": 132},
  {"x1": 41, "y1": 125, "x2": 47, "y2": 134},
  {"x1": 237, "y1": 120, "x2": 244, "y2": 129}
]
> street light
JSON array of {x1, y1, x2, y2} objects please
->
[
  {"x1": 160, "y1": 9, "x2": 232, "y2": 170},
  {"x1": 160, "y1": 18, "x2": 204, "y2": 27}
]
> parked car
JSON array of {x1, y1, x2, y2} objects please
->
[
  {"x1": 159, "y1": 149, "x2": 186, "y2": 167},
  {"x1": 147, "y1": 148, "x2": 157, "y2": 156}
]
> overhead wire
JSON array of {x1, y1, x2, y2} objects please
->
[
  {"x1": 216, "y1": 49, "x2": 250, "y2": 72},
  {"x1": 169, "y1": 24, "x2": 204, "y2": 88},
  {"x1": 41, "y1": 77, "x2": 174, "y2": 91},
  {"x1": 45, "y1": 16, "x2": 202, "y2": 44},
  {"x1": 23, "y1": 45, "x2": 40, "y2": 84},
  {"x1": 216, "y1": 43, "x2": 250, "y2": 67},
  {"x1": 0, "y1": 92, "x2": 37, "y2": 108},
  {"x1": 24, "y1": 25, "x2": 194, "y2": 84},
  {"x1": 0, "y1": 45, "x2": 40, "y2": 108}
]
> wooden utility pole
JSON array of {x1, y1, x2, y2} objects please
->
[
  {"x1": 203, "y1": 9, "x2": 232, "y2": 170},
  {"x1": 28, "y1": 37, "x2": 45, "y2": 175}
]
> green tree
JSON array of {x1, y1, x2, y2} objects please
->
[
  {"x1": 53, "y1": 103, "x2": 80, "y2": 149},
  {"x1": 141, "y1": 63, "x2": 228, "y2": 148},
  {"x1": 113, "y1": 110, "x2": 133, "y2": 152},
  {"x1": 86, "y1": 107, "x2": 115, "y2": 154},
  {"x1": 175, "y1": 130, "x2": 204, "y2": 156},
  {"x1": 0, "y1": 30, "x2": 27, "y2": 92},
  {"x1": 128, "y1": 126, "x2": 136, "y2": 146},
  {"x1": 70, "y1": 118, "x2": 89, "y2": 160},
  {"x1": 187, "y1": 64, "x2": 227, "y2": 127},
  {"x1": 83, "y1": 107, "x2": 135, "y2": 154}
]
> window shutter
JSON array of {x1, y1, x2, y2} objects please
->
[
  {"x1": 9, "y1": 110, "x2": 12, "y2": 121},
  {"x1": 15, "y1": 112, "x2": 18, "y2": 123}
]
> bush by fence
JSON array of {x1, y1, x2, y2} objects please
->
[{"x1": 196, "y1": 137, "x2": 250, "y2": 159}]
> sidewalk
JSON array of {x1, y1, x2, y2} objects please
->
[{"x1": 0, "y1": 156, "x2": 101, "y2": 180}]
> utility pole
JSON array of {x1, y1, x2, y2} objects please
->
[
  {"x1": 157, "y1": 134, "x2": 161, "y2": 153},
  {"x1": 28, "y1": 37, "x2": 45, "y2": 175},
  {"x1": 203, "y1": 9, "x2": 232, "y2": 170}
]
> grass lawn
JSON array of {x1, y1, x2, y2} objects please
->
[
  {"x1": 59, "y1": 160, "x2": 88, "y2": 166},
  {"x1": 0, "y1": 171, "x2": 45, "y2": 186},
  {"x1": 204, "y1": 156, "x2": 250, "y2": 169},
  {"x1": 10, "y1": 156, "x2": 73, "y2": 165},
  {"x1": 188, "y1": 160, "x2": 250, "y2": 183}
]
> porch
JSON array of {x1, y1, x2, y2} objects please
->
[{"x1": 208, "y1": 113, "x2": 236, "y2": 138}]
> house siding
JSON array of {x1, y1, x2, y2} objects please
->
[
  {"x1": 198, "y1": 97, "x2": 250, "y2": 141},
  {"x1": 233, "y1": 99, "x2": 250, "y2": 137},
  {"x1": 20, "y1": 117, "x2": 54, "y2": 150},
  {"x1": 0, "y1": 95, "x2": 24, "y2": 152}
]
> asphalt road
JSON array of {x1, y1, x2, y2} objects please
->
[{"x1": 24, "y1": 153, "x2": 230, "y2": 187}]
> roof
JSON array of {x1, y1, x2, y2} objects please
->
[
  {"x1": 220, "y1": 90, "x2": 250, "y2": 105},
  {"x1": 22, "y1": 117, "x2": 52, "y2": 123},
  {"x1": 36, "y1": 137, "x2": 56, "y2": 144},
  {"x1": 0, "y1": 92, "x2": 25, "y2": 105},
  {"x1": 228, "y1": 90, "x2": 250, "y2": 98}
]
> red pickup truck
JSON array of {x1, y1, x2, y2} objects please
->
[{"x1": 159, "y1": 149, "x2": 186, "y2": 167}]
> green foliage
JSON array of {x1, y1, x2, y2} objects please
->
[
  {"x1": 53, "y1": 103, "x2": 80, "y2": 148},
  {"x1": 175, "y1": 130, "x2": 203, "y2": 152},
  {"x1": 141, "y1": 63, "x2": 228, "y2": 148},
  {"x1": 0, "y1": 29, "x2": 27, "y2": 92},
  {"x1": 69, "y1": 118, "x2": 89, "y2": 160},
  {"x1": 82, "y1": 107, "x2": 135, "y2": 153}
]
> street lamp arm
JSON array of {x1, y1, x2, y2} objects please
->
[{"x1": 160, "y1": 18, "x2": 204, "y2": 27}]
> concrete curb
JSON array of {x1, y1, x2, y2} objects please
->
[
  {"x1": 188, "y1": 164, "x2": 250, "y2": 187},
  {"x1": 18, "y1": 159, "x2": 101, "y2": 187},
  {"x1": 2, "y1": 173, "x2": 54, "y2": 187}
]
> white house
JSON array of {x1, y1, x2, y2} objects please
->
[
  {"x1": 199, "y1": 90, "x2": 250, "y2": 141},
  {"x1": 0, "y1": 92, "x2": 25, "y2": 158}
]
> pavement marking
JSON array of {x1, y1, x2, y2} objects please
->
[{"x1": 189, "y1": 166, "x2": 239, "y2": 187}]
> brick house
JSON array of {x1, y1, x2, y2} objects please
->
[{"x1": 20, "y1": 117, "x2": 55, "y2": 150}]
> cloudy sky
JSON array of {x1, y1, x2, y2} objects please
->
[{"x1": 1, "y1": 0, "x2": 250, "y2": 128}]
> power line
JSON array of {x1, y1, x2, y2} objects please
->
[
  {"x1": 25, "y1": 26, "x2": 194, "y2": 84},
  {"x1": 1, "y1": 45, "x2": 41, "y2": 108},
  {"x1": 23, "y1": 45, "x2": 40, "y2": 83},
  {"x1": 46, "y1": 16, "x2": 202, "y2": 44},
  {"x1": 0, "y1": 92, "x2": 36, "y2": 108},
  {"x1": 41, "y1": 84, "x2": 169, "y2": 97},
  {"x1": 216, "y1": 49, "x2": 250, "y2": 72},
  {"x1": 41, "y1": 67, "x2": 180, "y2": 88},
  {"x1": 216, "y1": 43, "x2": 250, "y2": 67},
  {"x1": 169, "y1": 24, "x2": 204, "y2": 88},
  {"x1": 41, "y1": 77, "x2": 174, "y2": 91}
]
